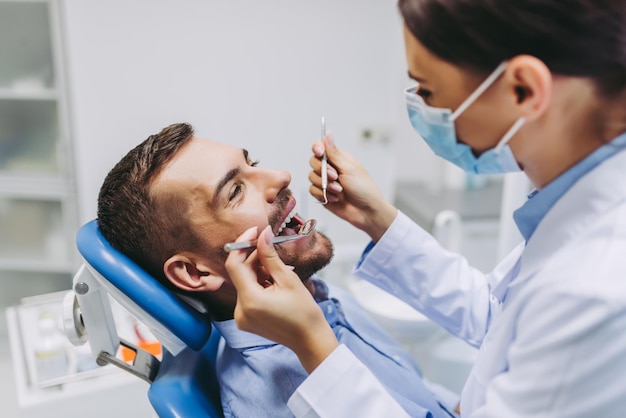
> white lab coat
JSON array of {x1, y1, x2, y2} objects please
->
[{"x1": 288, "y1": 147, "x2": 626, "y2": 417}]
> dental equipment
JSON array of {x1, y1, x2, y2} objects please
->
[
  {"x1": 321, "y1": 116, "x2": 328, "y2": 205},
  {"x1": 223, "y1": 219, "x2": 317, "y2": 252},
  {"x1": 63, "y1": 220, "x2": 223, "y2": 417}
]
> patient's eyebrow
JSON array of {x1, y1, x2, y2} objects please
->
[{"x1": 212, "y1": 149, "x2": 247, "y2": 205}]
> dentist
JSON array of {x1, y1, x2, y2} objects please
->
[{"x1": 225, "y1": 0, "x2": 626, "y2": 416}]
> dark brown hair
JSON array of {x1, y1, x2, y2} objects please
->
[
  {"x1": 97, "y1": 122, "x2": 202, "y2": 284},
  {"x1": 398, "y1": 0, "x2": 626, "y2": 97}
]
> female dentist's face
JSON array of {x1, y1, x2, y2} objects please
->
[
  {"x1": 402, "y1": 25, "x2": 522, "y2": 156},
  {"x1": 403, "y1": 24, "x2": 616, "y2": 189}
]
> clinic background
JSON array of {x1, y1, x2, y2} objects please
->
[
  {"x1": 66, "y1": 0, "x2": 440, "y2": 241},
  {"x1": 1, "y1": 1, "x2": 522, "y2": 416}
]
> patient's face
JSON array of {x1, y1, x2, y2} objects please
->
[{"x1": 154, "y1": 136, "x2": 333, "y2": 284}]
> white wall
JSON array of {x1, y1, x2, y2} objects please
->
[{"x1": 60, "y1": 0, "x2": 440, "y2": 246}]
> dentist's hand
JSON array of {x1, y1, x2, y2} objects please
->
[
  {"x1": 309, "y1": 134, "x2": 397, "y2": 242},
  {"x1": 225, "y1": 225, "x2": 339, "y2": 373}
]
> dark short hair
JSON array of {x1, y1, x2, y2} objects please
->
[
  {"x1": 97, "y1": 122, "x2": 203, "y2": 284},
  {"x1": 398, "y1": 0, "x2": 626, "y2": 97}
]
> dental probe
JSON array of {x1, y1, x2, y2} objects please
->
[
  {"x1": 223, "y1": 234, "x2": 306, "y2": 252},
  {"x1": 321, "y1": 116, "x2": 328, "y2": 205},
  {"x1": 223, "y1": 219, "x2": 317, "y2": 252}
]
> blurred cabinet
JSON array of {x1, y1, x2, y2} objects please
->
[
  {"x1": 0, "y1": 0, "x2": 78, "y2": 336},
  {"x1": 5, "y1": 292, "x2": 154, "y2": 418},
  {"x1": 394, "y1": 181, "x2": 503, "y2": 273}
]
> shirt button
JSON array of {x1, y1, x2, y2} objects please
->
[{"x1": 327, "y1": 305, "x2": 333, "y2": 313}]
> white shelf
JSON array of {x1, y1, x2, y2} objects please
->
[
  {"x1": 0, "y1": 88, "x2": 58, "y2": 101},
  {"x1": 0, "y1": 259, "x2": 74, "y2": 274},
  {"x1": 0, "y1": 0, "x2": 79, "y2": 341},
  {"x1": 0, "y1": 174, "x2": 72, "y2": 199},
  {"x1": 0, "y1": 0, "x2": 51, "y2": 4}
]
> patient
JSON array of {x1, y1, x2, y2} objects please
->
[{"x1": 97, "y1": 123, "x2": 457, "y2": 418}]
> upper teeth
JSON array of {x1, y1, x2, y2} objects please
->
[{"x1": 277, "y1": 207, "x2": 298, "y2": 234}]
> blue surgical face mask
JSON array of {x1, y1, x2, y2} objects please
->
[{"x1": 405, "y1": 62, "x2": 525, "y2": 174}]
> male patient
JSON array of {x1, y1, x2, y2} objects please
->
[{"x1": 97, "y1": 122, "x2": 456, "y2": 418}]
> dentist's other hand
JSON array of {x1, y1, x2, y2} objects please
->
[
  {"x1": 309, "y1": 133, "x2": 397, "y2": 242},
  {"x1": 225, "y1": 225, "x2": 339, "y2": 373}
]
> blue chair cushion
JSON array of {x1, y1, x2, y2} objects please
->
[
  {"x1": 149, "y1": 326, "x2": 224, "y2": 418},
  {"x1": 76, "y1": 220, "x2": 212, "y2": 350},
  {"x1": 76, "y1": 220, "x2": 224, "y2": 417}
]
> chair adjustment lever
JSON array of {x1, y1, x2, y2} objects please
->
[{"x1": 97, "y1": 338, "x2": 160, "y2": 383}]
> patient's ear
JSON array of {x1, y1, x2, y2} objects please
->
[{"x1": 163, "y1": 254, "x2": 226, "y2": 292}]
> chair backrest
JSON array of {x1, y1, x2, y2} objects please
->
[
  {"x1": 75, "y1": 219, "x2": 223, "y2": 417},
  {"x1": 76, "y1": 219, "x2": 212, "y2": 354},
  {"x1": 149, "y1": 325, "x2": 224, "y2": 418}
]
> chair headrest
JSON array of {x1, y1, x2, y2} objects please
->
[{"x1": 76, "y1": 220, "x2": 212, "y2": 352}]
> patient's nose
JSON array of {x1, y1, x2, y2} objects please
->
[{"x1": 261, "y1": 168, "x2": 291, "y2": 203}]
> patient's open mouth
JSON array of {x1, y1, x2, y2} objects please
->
[{"x1": 276, "y1": 207, "x2": 305, "y2": 236}]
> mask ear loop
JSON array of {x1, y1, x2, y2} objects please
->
[
  {"x1": 494, "y1": 116, "x2": 526, "y2": 154},
  {"x1": 449, "y1": 61, "x2": 509, "y2": 122}
]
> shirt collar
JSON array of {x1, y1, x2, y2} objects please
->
[
  {"x1": 514, "y1": 132, "x2": 626, "y2": 241},
  {"x1": 213, "y1": 275, "x2": 329, "y2": 350},
  {"x1": 212, "y1": 318, "x2": 274, "y2": 349}
]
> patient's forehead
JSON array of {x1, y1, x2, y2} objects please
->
[{"x1": 153, "y1": 136, "x2": 242, "y2": 201}]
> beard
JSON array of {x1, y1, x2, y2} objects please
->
[{"x1": 275, "y1": 230, "x2": 334, "y2": 282}]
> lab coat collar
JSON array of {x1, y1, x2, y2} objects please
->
[
  {"x1": 512, "y1": 141, "x2": 626, "y2": 290},
  {"x1": 514, "y1": 134, "x2": 626, "y2": 241}
]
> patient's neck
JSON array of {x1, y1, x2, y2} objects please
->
[{"x1": 200, "y1": 281, "x2": 237, "y2": 321}]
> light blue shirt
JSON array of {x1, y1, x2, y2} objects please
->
[
  {"x1": 514, "y1": 132, "x2": 626, "y2": 241},
  {"x1": 213, "y1": 277, "x2": 455, "y2": 418}
]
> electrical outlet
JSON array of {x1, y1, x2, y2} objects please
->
[{"x1": 358, "y1": 126, "x2": 391, "y2": 144}]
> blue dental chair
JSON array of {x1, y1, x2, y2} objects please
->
[{"x1": 64, "y1": 220, "x2": 224, "y2": 417}]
